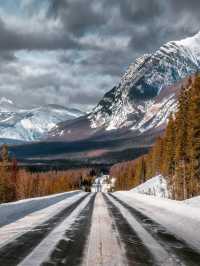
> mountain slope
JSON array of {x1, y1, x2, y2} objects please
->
[
  {"x1": 50, "y1": 32, "x2": 200, "y2": 141},
  {"x1": 89, "y1": 32, "x2": 200, "y2": 132},
  {"x1": 0, "y1": 98, "x2": 84, "y2": 142}
]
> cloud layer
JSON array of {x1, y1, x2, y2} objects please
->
[{"x1": 0, "y1": 0, "x2": 199, "y2": 111}]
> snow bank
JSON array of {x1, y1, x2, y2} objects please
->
[
  {"x1": 184, "y1": 196, "x2": 200, "y2": 207},
  {"x1": 131, "y1": 175, "x2": 169, "y2": 198},
  {"x1": 115, "y1": 191, "x2": 200, "y2": 252}
]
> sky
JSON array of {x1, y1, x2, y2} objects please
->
[{"x1": 0, "y1": 0, "x2": 199, "y2": 111}]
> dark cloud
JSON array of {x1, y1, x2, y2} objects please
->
[
  {"x1": 119, "y1": 0, "x2": 163, "y2": 24},
  {"x1": 169, "y1": 0, "x2": 200, "y2": 12},
  {"x1": 0, "y1": 51, "x2": 17, "y2": 63},
  {"x1": 49, "y1": 0, "x2": 106, "y2": 36},
  {"x1": 0, "y1": 18, "x2": 81, "y2": 51},
  {"x1": 78, "y1": 49, "x2": 131, "y2": 77},
  {"x1": 0, "y1": 0, "x2": 199, "y2": 110}
]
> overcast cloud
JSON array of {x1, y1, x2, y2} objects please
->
[{"x1": 0, "y1": 0, "x2": 199, "y2": 111}]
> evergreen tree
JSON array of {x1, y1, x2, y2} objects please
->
[
  {"x1": 0, "y1": 144, "x2": 10, "y2": 202},
  {"x1": 152, "y1": 137, "x2": 164, "y2": 176},
  {"x1": 135, "y1": 156, "x2": 146, "y2": 184},
  {"x1": 162, "y1": 114, "x2": 176, "y2": 176},
  {"x1": 175, "y1": 86, "x2": 190, "y2": 199},
  {"x1": 162, "y1": 114, "x2": 176, "y2": 198},
  {"x1": 1, "y1": 144, "x2": 9, "y2": 162},
  {"x1": 187, "y1": 75, "x2": 200, "y2": 196}
]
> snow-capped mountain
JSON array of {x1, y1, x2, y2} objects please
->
[
  {"x1": 89, "y1": 32, "x2": 200, "y2": 132},
  {"x1": 0, "y1": 98, "x2": 84, "y2": 142},
  {"x1": 12, "y1": 32, "x2": 200, "y2": 165}
]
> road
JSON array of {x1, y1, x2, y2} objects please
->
[{"x1": 0, "y1": 192, "x2": 200, "y2": 266}]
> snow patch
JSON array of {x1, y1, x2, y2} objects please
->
[
  {"x1": 0, "y1": 97, "x2": 14, "y2": 105},
  {"x1": 131, "y1": 175, "x2": 169, "y2": 198},
  {"x1": 114, "y1": 191, "x2": 200, "y2": 252},
  {"x1": 184, "y1": 196, "x2": 200, "y2": 207}
]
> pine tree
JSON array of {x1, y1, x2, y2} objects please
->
[
  {"x1": 135, "y1": 156, "x2": 146, "y2": 184},
  {"x1": 0, "y1": 144, "x2": 10, "y2": 202},
  {"x1": 162, "y1": 114, "x2": 176, "y2": 198},
  {"x1": 187, "y1": 75, "x2": 200, "y2": 196},
  {"x1": 1, "y1": 144, "x2": 9, "y2": 163},
  {"x1": 175, "y1": 86, "x2": 190, "y2": 199},
  {"x1": 145, "y1": 149, "x2": 153, "y2": 178},
  {"x1": 151, "y1": 137, "x2": 164, "y2": 176}
]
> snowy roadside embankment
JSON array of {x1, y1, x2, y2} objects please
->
[
  {"x1": 184, "y1": 196, "x2": 200, "y2": 207},
  {"x1": 0, "y1": 191, "x2": 81, "y2": 227},
  {"x1": 131, "y1": 175, "x2": 169, "y2": 198},
  {"x1": 114, "y1": 191, "x2": 200, "y2": 252}
]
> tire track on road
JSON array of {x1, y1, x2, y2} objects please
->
[
  {"x1": 104, "y1": 194, "x2": 156, "y2": 266},
  {"x1": 0, "y1": 193, "x2": 89, "y2": 266},
  {"x1": 110, "y1": 194, "x2": 200, "y2": 266},
  {"x1": 40, "y1": 193, "x2": 96, "y2": 266}
]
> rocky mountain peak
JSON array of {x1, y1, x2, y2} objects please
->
[{"x1": 89, "y1": 32, "x2": 200, "y2": 133}]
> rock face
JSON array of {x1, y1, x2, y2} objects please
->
[
  {"x1": 88, "y1": 32, "x2": 200, "y2": 133},
  {"x1": 0, "y1": 98, "x2": 84, "y2": 142}
]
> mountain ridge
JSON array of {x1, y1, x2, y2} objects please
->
[
  {"x1": 0, "y1": 98, "x2": 84, "y2": 142},
  {"x1": 49, "y1": 32, "x2": 200, "y2": 142}
]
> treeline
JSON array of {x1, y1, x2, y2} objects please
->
[
  {"x1": 0, "y1": 145, "x2": 93, "y2": 203},
  {"x1": 110, "y1": 160, "x2": 139, "y2": 191},
  {"x1": 111, "y1": 75, "x2": 200, "y2": 200}
]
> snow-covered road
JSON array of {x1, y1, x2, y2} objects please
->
[{"x1": 0, "y1": 192, "x2": 200, "y2": 266}]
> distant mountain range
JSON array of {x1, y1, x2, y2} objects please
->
[
  {"x1": 5, "y1": 32, "x2": 200, "y2": 165},
  {"x1": 0, "y1": 97, "x2": 84, "y2": 142},
  {"x1": 50, "y1": 32, "x2": 200, "y2": 142}
]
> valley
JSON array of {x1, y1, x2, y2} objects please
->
[
  {"x1": 2, "y1": 32, "x2": 200, "y2": 168},
  {"x1": 1, "y1": 2, "x2": 200, "y2": 266}
]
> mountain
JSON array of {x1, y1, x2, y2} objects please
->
[
  {"x1": 0, "y1": 98, "x2": 84, "y2": 142},
  {"x1": 50, "y1": 32, "x2": 200, "y2": 141},
  {"x1": 89, "y1": 32, "x2": 200, "y2": 132},
  {"x1": 10, "y1": 32, "x2": 200, "y2": 167}
]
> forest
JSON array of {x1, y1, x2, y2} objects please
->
[
  {"x1": 1, "y1": 75, "x2": 200, "y2": 203},
  {"x1": 0, "y1": 144, "x2": 93, "y2": 203},
  {"x1": 111, "y1": 75, "x2": 200, "y2": 200}
]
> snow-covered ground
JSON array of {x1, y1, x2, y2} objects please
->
[
  {"x1": 131, "y1": 175, "x2": 169, "y2": 198},
  {"x1": 115, "y1": 191, "x2": 200, "y2": 253},
  {"x1": 184, "y1": 196, "x2": 200, "y2": 207},
  {"x1": 0, "y1": 191, "x2": 81, "y2": 227}
]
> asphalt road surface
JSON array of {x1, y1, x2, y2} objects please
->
[{"x1": 0, "y1": 192, "x2": 200, "y2": 266}]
